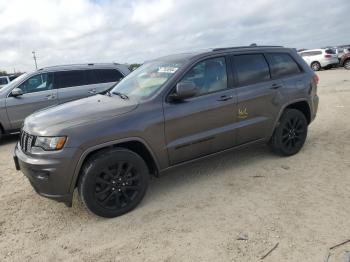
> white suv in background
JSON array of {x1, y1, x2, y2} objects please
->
[
  {"x1": 299, "y1": 48, "x2": 339, "y2": 71},
  {"x1": 0, "y1": 76, "x2": 11, "y2": 89}
]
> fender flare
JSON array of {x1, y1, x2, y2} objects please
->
[
  {"x1": 68, "y1": 137, "x2": 160, "y2": 194},
  {"x1": 268, "y1": 99, "x2": 311, "y2": 139}
]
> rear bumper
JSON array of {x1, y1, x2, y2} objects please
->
[
  {"x1": 311, "y1": 95, "x2": 319, "y2": 122},
  {"x1": 321, "y1": 59, "x2": 339, "y2": 67},
  {"x1": 14, "y1": 143, "x2": 82, "y2": 206}
]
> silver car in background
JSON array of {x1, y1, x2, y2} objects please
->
[
  {"x1": 0, "y1": 76, "x2": 11, "y2": 89},
  {"x1": 299, "y1": 48, "x2": 339, "y2": 71},
  {"x1": 0, "y1": 63, "x2": 130, "y2": 139}
]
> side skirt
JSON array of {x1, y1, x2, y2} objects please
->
[{"x1": 160, "y1": 138, "x2": 266, "y2": 174}]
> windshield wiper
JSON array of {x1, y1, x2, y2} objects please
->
[{"x1": 112, "y1": 91, "x2": 129, "y2": 100}]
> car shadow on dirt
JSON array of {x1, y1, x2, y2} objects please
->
[{"x1": 142, "y1": 143, "x2": 279, "y2": 205}]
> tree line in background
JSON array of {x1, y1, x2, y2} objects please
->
[
  {"x1": 128, "y1": 63, "x2": 142, "y2": 71},
  {"x1": 0, "y1": 70, "x2": 24, "y2": 77},
  {"x1": 0, "y1": 70, "x2": 8, "y2": 76}
]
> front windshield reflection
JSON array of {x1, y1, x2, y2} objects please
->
[{"x1": 111, "y1": 61, "x2": 183, "y2": 100}]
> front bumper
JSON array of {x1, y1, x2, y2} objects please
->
[{"x1": 14, "y1": 143, "x2": 82, "y2": 207}]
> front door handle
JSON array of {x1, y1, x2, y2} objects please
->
[
  {"x1": 88, "y1": 89, "x2": 97, "y2": 94},
  {"x1": 217, "y1": 95, "x2": 233, "y2": 101},
  {"x1": 271, "y1": 83, "x2": 282, "y2": 89},
  {"x1": 45, "y1": 94, "x2": 55, "y2": 100}
]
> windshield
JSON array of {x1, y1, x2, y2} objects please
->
[{"x1": 111, "y1": 61, "x2": 183, "y2": 100}]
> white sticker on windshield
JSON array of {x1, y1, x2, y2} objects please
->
[{"x1": 158, "y1": 67, "x2": 178, "y2": 73}]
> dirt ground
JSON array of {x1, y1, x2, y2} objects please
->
[{"x1": 0, "y1": 68, "x2": 350, "y2": 262}]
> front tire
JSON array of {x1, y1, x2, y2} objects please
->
[
  {"x1": 78, "y1": 148, "x2": 149, "y2": 218},
  {"x1": 269, "y1": 109, "x2": 308, "y2": 156}
]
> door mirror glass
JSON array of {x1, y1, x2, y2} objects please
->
[
  {"x1": 11, "y1": 88, "x2": 24, "y2": 97},
  {"x1": 170, "y1": 81, "x2": 198, "y2": 101}
]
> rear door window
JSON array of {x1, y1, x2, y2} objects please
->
[
  {"x1": 265, "y1": 53, "x2": 301, "y2": 78},
  {"x1": 54, "y1": 70, "x2": 87, "y2": 89},
  {"x1": 93, "y1": 69, "x2": 124, "y2": 83},
  {"x1": 300, "y1": 51, "x2": 322, "y2": 56},
  {"x1": 86, "y1": 70, "x2": 99, "y2": 85},
  {"x1": 233, "y1": 54, "x2": 270, "y2": 86}
]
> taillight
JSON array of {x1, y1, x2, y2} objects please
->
[
  {"x1": 324, "y1": 54, "x2": 332, "y2": 58},
  {"x1": 313, "y1": 74, "x2": 319, "y2": 85}
]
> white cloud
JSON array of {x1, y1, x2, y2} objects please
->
[{"x1": 0, "y1": 0, "x2": 349, "y2": 73}]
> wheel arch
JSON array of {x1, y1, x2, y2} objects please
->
[
  {"x1": 285, "y1": 101, "x2": 311, "y2": 124},
  {"x1": 70, "y1": 137, "x2": 160, "y2": 193},
  {"x1": 270, "y1": 99, "x2": 311, "y2": 139}
]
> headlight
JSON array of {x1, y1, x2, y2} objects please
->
[{"x1": 34, "y1": 136, "x2": 67, "y2": 151}]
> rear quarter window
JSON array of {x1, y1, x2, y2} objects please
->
[
  {"x1": 265, "y1": 53, "x2": 301, "y2": 78},
  {"x1": 233, "y1": 54, "x2": 270, "y2": 86}
]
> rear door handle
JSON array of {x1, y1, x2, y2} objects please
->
[
  {"x1": 88, "y1": 89, "x2": 97, "y2": 94},
  {"x1": 217, "y1": 95, "x2": 233, "y2": 102},
  {"x1": 271, "y1": 83, "x2": 282, "y2": 89}
]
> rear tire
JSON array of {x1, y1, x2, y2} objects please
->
[
  {"x1": 269, "y1": 109, "x2": 308, "y2": 156},
  {"x1": 78, "y1": 148, "x2": 149, "y2": 218},
  {"x1": 311, "y1": 61, "x2": 321, "y2": 71},
  {"x1": 344, "y1": 59, "x2": 350, "y2": 70}
]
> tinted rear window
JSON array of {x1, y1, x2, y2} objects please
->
[
  {"x1": 325, "y1": 49, "x2": 336, "y2": 54},
  {"x1": 265, "y1": 53, "x2": 301, "y2": 78},
  {"x1": 94, "y1": 69, "x2": 124, "y2": 83},
  {"x1": 233, "y1": 54, "x2": 270, "y2": 86},
  {"x1": 54, "y1": 70, "x2": 87, "y2": 88}
]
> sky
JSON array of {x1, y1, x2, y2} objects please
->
[{"x1": 0, "y1": 0, "x2": 349, "y2": 73}]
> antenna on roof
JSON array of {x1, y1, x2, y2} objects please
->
[{"x1": 250, "y1": 43, "x2": 257, "y2": 47}]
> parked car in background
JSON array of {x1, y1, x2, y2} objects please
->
[
  {"x1": 14, "y1": 45, "x2": 319, "y2": 217},
  {"x1": 0, "y1": 76, "x2": 10, "y2": 88},
  {"x1": 0, "y1": 75, "x2": 20, "y2": 89},
  {"x1": 299, "y1": 48, "x2": 339, "y2": 71},
  {"x1": 328, "y1": 46, "x2": 350, "y2": 62},
  {"x1": 0, "y1": 63, "x2": 130, "y2": 138},
  {"x1": 340, "y1": 52, "x2": 350, "y2": 70}
]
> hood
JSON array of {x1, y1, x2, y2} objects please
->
[{"x1": 24, "y1": 94, "x2": 138, "y2": 135}]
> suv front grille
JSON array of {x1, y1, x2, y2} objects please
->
[{"x1": 20, "y1": 131, "x2": 36, "y2": 153}]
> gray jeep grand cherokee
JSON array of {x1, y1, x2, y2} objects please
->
[{"x1": 14, "y1": 46, "x2": 319, "y2": 218}]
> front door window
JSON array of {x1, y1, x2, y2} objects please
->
[{"x1": 18, "y1": 73, "x2": 53, "y2": 94}]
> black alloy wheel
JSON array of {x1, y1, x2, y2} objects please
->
[
  {"x1": 94, "y1": 162, "x2": 142, "y2": 210},
  {"x1": 270, "y1": 109, "x2": 308, "y2": 156},
  {"x1": 78, "y1": 148, "x2": 149, "y2": 218}
]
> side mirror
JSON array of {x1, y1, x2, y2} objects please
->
[
  {"x1": 170, "y1": 81, "x2": 198, "y2": 101},
  {"x1": 11, "y1": 88, "x2": 24, "y2": 97}
]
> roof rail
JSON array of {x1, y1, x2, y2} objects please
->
[{"x1": 212, "y1": 45, "x2": 283, "y2": 52}]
